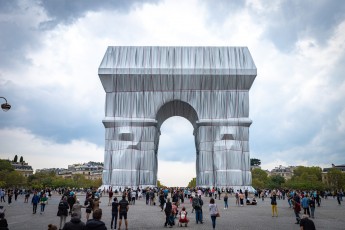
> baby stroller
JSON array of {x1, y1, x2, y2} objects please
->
[{"x1": 178, "y1": 208, "x2": 189, "y2": 227}]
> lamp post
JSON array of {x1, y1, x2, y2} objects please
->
[{"x1": 0, "y1": 97, "x2": 11, "y2": 112}]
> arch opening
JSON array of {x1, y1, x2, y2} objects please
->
[{"x1": 157, "y1": 116, "x2": 196, "y2": 187}]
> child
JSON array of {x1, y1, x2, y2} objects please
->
[{"x1": 179, "y1": 206, "x2": 189, "y2": 227}]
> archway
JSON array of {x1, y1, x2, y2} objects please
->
[
  {"x1": 158, "y1": 116, "x2": 195, "y2": 187},
  {"x1": 99, "y1": 46, "x2": 257, "y2": 190}
]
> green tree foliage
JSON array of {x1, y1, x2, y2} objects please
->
[
  {"x1": 266, "y1": 175, "x2": 285, "y2": 189},
  {"x1": 19, "y1": 156, "x2": 24, "y2": 163},
  {"x1": 284, "y1": 166, "x2": 324, "y2": 190},
  {"x1": 187, "y1": 178, "x2": 196, "y2": 188},
  {"x1": 13, "y1": 155, "x2": 18, "y2": 162},
  {"x1": 327, "y1": 168, "x2": 345, "y2": 191},
  {"x1": 250, "y1": 158, "x2": 261, "y2": 166},
  {"x1": 0, "y1": 160, "x2": 14, "y2": 171},
  {"x1": 251, "y1": 168, "x2": 268, "y2": 189},
  {"x1": 157, "y1": 180, "x2": 166, "y2": 188}
]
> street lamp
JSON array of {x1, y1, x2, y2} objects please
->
[{"x1": 0, "y1": 97, "x2": 11, "y2": 112}]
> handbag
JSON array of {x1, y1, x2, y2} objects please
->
[{"x1": 216, "y1": 212, "x2": 220, "y2": 217}]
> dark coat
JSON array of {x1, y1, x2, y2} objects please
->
[
  {"x1": 85, "y1": 219, "x2": 107, "y2": 230},
  {"x1": 57, "y1": 200, "x2": 69, "y2": 217},
  {"x1": 62, "y1": 217, "x2": 86, "y2": 230}
]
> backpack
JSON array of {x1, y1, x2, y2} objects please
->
[{"x1": 192, "y1": 198, "x2": 200, "y2": 209}]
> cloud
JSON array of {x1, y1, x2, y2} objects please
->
[
  {"x1": 1, "y1": 0, "x2": 345, "y2": 186},
  {"x1": 0, "y1": 128, "x2": 104, "y2": 171}
]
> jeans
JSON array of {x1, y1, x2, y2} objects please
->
[
  {"x1": 59, "y1": 215, "x2": 67, "y2": 229},
  {"x1": 40, "y1": 204, "x2": 45, "y2": 212},
  {"x1": 111, "y1": 212, "x2": 118, "y2": 229},
  {"x1": 211, "y1": 215, "x2": 216, "y2": 229},
  {"x1": 224, "y1": 200, "x2": 228, "y2": 208},
  {"x1": 310, "y1": 207, "x2": 315, "y2": 218},
  {"x1": 294, "y1": 211, "x2": 300, "y2": 223},
  {"x1": 33, "y1": 204, "x2": 37, "y2": 213},
  {"x1": 195, "y1": 209, "x2": 202, "y2": 223}
]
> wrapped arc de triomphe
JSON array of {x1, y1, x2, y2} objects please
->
[{"x1": 98, "y1": 46, "x2": 257, "y2": 190}]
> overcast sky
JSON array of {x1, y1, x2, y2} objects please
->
[{"x1": 1, "y1": 0, "x2": 344, "y2": 187}]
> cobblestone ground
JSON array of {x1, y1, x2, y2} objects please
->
[{"x1": 1, "y1": 193, "x2": 344, "y2": 230}]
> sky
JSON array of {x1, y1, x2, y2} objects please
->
[{"x1": 1, "y1": 0, "x2": 345, "y2": 187}]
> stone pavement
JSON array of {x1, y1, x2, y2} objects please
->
[{"x1": 1, "y1": 193, "x2": 344, "y2": 229}]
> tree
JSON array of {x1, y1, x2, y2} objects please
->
[
  {"x1": 187, "y1": 178, "x2": 196, "y2": 188},
  {"x1": 0, "y1": 160, "x2": 14, "y2": 172},
  {"x1": 157, "y1": 180, "x2": 166, "y2": 188},
  {"x1": 327, "y1": 168, "x2": 345, "y2": 191},
  {"x1": 13, "y1": 155, "x2": 18, "y2": 162},
  {"x1": 250, "y1": 158, "x2": 261, "y2": 166},
  {"x1": 267, "y1": 175, "x2": 285, "y2": 189},
  {"x1": 285, "y1": 166, "x2": 324, "y2": 190},
  {"x1": 19, "y1": 156, "x2": 24, "y2": 163},
  {"x1": 251, "y1": 168, "x2": 268, "y2": 188}
]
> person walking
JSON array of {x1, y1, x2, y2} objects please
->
[
  {"x1": 223, "y1": 193, "x2": 228, "y2": 209},
  {"x1": 309, "y1": 196, "x2": 315, "y2": 218},
  {"x1": 192, "y1": 195, "x2": 202, "y2": 224},
  {"x1": 111, "y1": 197, "x2": 119, "y2": 230},
  {"x1": 40, "y1": 193, "x2": 48, "y2": 214},
  {"x1": 118, "y1": 195, "x2": 129, "y2": 230},
  {"x1": 164, "y1": 198, "x2": 173, "y2": 227},
  {"x1": 270, "y1": 190, "x2": 278, "y2": 217},
  {"x1": 62, "y1": 212, "x2": 86, "y2": 230},
  {"x1": 85, "y1": 209, "x2": 107, "y2": 230},
  {"x1": 31, "y1": 191, "x2": 40, "y2": 214},
  {"x1": 209, "y1": 198, "x2": 219, "y2": 229},
  {"x1": 292, "y1": 198, "x2": 301, "y2": 224},
  {"x1": 57, "y1": 197, "x2": 69, "y2": 230}
]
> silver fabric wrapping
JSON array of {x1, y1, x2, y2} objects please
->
[{"x1": 98, "y1": 46, "x2": 257, "y2": 189}]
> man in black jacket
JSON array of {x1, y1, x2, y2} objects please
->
[
  {"x1": 62, "y1": 212, "x2": 85, "y2": 230},
  {"x1": 85, "y1": 209, "x2": 107, "y2": 230}
]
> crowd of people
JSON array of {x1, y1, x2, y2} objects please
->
[{"x1": 0, "y1": 186, "x2": 344, "y2": 229}]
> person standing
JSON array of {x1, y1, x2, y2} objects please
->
[
  {"x1": 62, "y1": 212, "x2": 86, "y2": 230},
  {"x1": 57, "y1": 197, "x2": 69, "y2": 230},
  {"x1": 85, "y1": 209, "x2": 107, "y2": 230},
  {"x1": 85, "y1": 195, "x2": 94, "y2": 221},
  {"x1": 223, "y1": 193, "x2": 228, "y2": 209},
  {"x1": 118, "y1": 195, "x2": 129, "y2": 230},
  {"x1": 300, "y1": 214, "x2": 316, "y2": 230},
  {"x1": 301, "y1": 194, "x2": 310, "y2": 216},
  {"x1": 40, "y1": 193, "x2": 48, "y2": 214},
  {"x1": 309, "y1": 196, "x2": 316, "y2": 219},
  {"x1": 7, "y1": 190, "x2": 12, "y2": 207},
  {"x1": 336, "y1": 191, "x2": 342, "y2": 205},
  {"x1": 71, "y1": 199, "x2": 85, "y2": 219},
  {"x1": 108, "y1": 189, "x2": 113, "y2": 206},
  {"x1": 111, "y1": 197, "x2": 119, "y2": 230},
  {"x1": 0, "y1": 212, "x2": 8, "y2": 230},
  {"x1": 239, "y1": 192, "x2": 244, "y2": 207},
  {"x1": 31, "y1": 191, "x2": 40, "y2": 214},
  {"x1": 270, "y1": 190, "x2": 278, "y2": 217},
  {"x1": 0, "y1": 189, "x2": 5, "y2": 203},
  {"x1": 209, "y1": 198, "x2": 219, "y2": 229}
]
